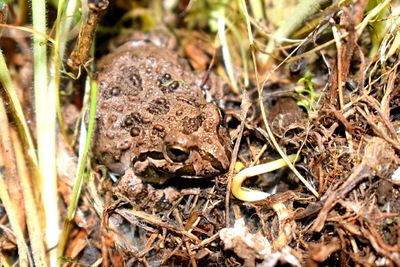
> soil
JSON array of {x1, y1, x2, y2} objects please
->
[{"x1": 0, "y1": 1, "x2": 399, "y2": 267}]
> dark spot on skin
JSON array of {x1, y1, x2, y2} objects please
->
[
  {"x1": 155, "y1": 97, "x2": 167, "y2": 105},
  {"x1": 161, "y1": 86, "x2": 172, "y2": 94},
  {"x1": 163, "y1": 73, "x2": 171, "y2": 81},
  {"x1": 176, "y1": 96, "x2": 197, "y2": 106},
  {"x1": 176, "y1": 110, "x2": 183, "y2": 116},
  {"x1": 146, "y1": 67, "x2": 152, "y2": 73},
  {"x1": 136, "y1": 138, "x2": 144, "y2": 146},
  {"x1": 153, "y1": 124, "x2": 165, "y2": 132},
  {"x1": 158, "y1": 74, "x2": 178, "y2": 93},
  {"x1": 121, "y1": 66, "x2": 134, "y2": 77},
  {"x1": 131, "y1": 112, "x2": 142, "y2": 124},
  {"x1": 152, "y1": 128, "x2": 165, "y2": 138},
  {"x1": 120, "y1": 66, "x2": 143, "y2": 94},
  {"x1": 147, "y1": 107, "x2": 159, "y2": 114},
  {"x1": 202, "y1": 119, "x2": 215, "y2": 132},
  {"x1": 157, "y1": 79, "x2": 163, "y2": 88},
  {"x1": 170, "y1": 80, "x2": 179, "y2": 90},
  {"x1": 130, "y1": 73, "x2": 142, "y2": 87},
  {"x1": 119, "y1": 140, "x2": 131, "y2": 150},
  {"x1": 142, "y1": 116, "x2": 151, "y2": 124},
  {"x1": 182, "y1": 115, "x2": 203, "y2": 134},
  {"x1": 111, "y1": 86, "x2": 121, "y2": 96},
  {"x1": 147, "y1": 98, "x2": 170, "y2": 115},
  {"x1": 130, "y1": 127, "x2": 141, "y2": 137},
  {"x1": 124, "y1": 116, "x2": 134, "y2": 126}
]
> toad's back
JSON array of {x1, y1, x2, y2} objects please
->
[{"x1": 93, "y1": 41, "x2": 231, "y2": 181}]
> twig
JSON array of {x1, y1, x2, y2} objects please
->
[
  {"x1": 311, "y1": 137, "x2": 396, "y2": 232},
  {"x1": 225, "y1": 90, "x2": 251, "y2": 227}
]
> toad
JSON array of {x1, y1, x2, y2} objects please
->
[{"x1": 93, "y1": 38, "x2": 231, "y2": 190}]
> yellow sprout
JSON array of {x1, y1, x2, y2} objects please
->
[{"x1": 232, "y1": 154, "x2": 299, "y2": 202}]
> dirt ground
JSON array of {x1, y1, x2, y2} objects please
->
[{"x1": 0, "y1": 1, "x2": 399, "y2": 266}]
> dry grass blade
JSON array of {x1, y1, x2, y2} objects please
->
[
  {"x1": 10, "y1": 129, "x2": 47, "y2": 266},
  {"x1": 0, "y1": 93, "x2": 24, "y2": 230},
  {"x1": 0, "y1": 173, "x2": 30, "y2": 267},
  {"x1": 240, "y1": 0, "x2": 319, "y2": 198},
  {"x1": 257, "y1": 0, "x2": 329, "y2": 70},
  {"x1": 0, "y1": 49, "x2": 38, "y2": 171},
  {"x1": 0, "y1": 98, "x2": 30, "y2": 267}
]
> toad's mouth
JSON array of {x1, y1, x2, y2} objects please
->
[
  {"x1": 132, "y1": 153, "x2": 223, "y2": 181},
  {"x1": 132, "y1": 160, "x2": 203, "y2": 183},
  {"x1": 133, "y1": 158, "x2": 199, "y2": 179}
]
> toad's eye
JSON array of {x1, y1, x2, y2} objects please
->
[{"x1": 164, "y1": 144, "x2": 191, "y2": 163}]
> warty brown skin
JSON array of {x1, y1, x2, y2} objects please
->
[{"x1": 93, "y1": 40, "x2": 231, "y2": 184}]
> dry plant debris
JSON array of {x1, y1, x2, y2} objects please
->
[{"x1": 0, "y1": 1, "x2": 399, "y2": 266}]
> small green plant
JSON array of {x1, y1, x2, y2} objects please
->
[{"x1": 295, "y1": 70, "x2": 319, "y2": 114}]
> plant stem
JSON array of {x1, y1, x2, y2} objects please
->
[{"x1": 32, "y1": 0, "x2": 59, "y2": 264}]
